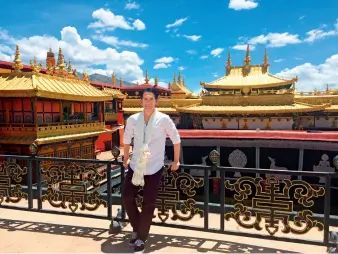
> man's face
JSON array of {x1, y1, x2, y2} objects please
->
[{"x1": 141, "y1": 92, "x2": 157, "y2": 112}]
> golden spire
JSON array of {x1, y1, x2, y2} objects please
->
[
  {"x1": 226, "y1": 51, "x2": 232, "y2": 68},
  {"x1": 30, "y1": 57, "x2": 42, "y2": 74},
  {"x1": 57, "y1": 47, "x2": 65, "y2": 71},
  {"x1": 263, "y1": 48, "x2": 269, "y2": 66},
  {"x1": 155, "y1": 76, "x2": 158, "y2": 86},
  {"x1": 67, "y1": 59, "x2": 72, "y2": 72},
  {"x1": 12, "y1": 45, "x2": 23, "y2": 72},
  {"x1": 243, "y1": 44, "x2": 251, "y2": 66},
  {"x1": 112, "y1": 73, "x2": 116, "y2": 86},
  {"x1": 326, "y1": 84, "x2": 329, "y2": 92},
  {"x1": 119, "y1": 77, "x2": 123, "y2": 87},
  {"x1": 178, "y1": 71, "x2": 182, "y2": 84},
  {"x1": 183, "y1": 77, "x2": 185, "y2": 86},
  {"x1": 173, "y1": 73, "x2": 176, "y2": 83},
  {"x1": 144, "y1": 70, "x2": 149, "y2": 83},
  {"x1": 168, "y1": 81, "x2": 171, "y2": 90}
]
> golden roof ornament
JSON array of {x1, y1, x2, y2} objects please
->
[
  {"x1": 82, "y1": 70, "x2": 89, "y2": 81},
  {"x1": 30, "y1": 56, "x2": 42, "y2": 74},
  {"x1": 183, "y1": 77, "x2": 185, "y2": 86},
  {"x1": 57, "y1": 47, "x2": 65, "y2": 71},
  {"x1": 178, "y1": 71, "x2": 182, "y2": 84},
  {"x1": 263, "y1": 48, "x2": 269, "y2": 66},
  {"x1": 243, "y1": 44, "x2": 251, "y2": 67},
  {"x1": 67, "y1": 59, "x2": 72, "y2": 73},
  {"x1": 168, "y1": 81, "x2": 171, "y2": 90},
  {"x1": 120, "y1": 77, "x2": 123, "y2": 87},
  {"x1": 144, "y1": 70, "x2": 149, "y2": 83},
  {"x1": 173, "y1": 73, "x2": 176, "y2": 84},
  {"x1": 226, "y1": 51, "x2": 232, "y2": 75},
  {"x1": 112, "y1": 73, "x2": 116, "y2": 86},
  {"x1": 12, "y1": 45, "x2": 23, "y2": 72},
  {"x1": 154, "y1": 76, "x2": 158, "y2": 86}
]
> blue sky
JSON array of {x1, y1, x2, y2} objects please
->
[{"x1": 0, "y1": 0, "x2": 338, "y2": 92}]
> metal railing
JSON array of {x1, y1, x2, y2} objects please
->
[{"x1": 0, "y1": 152, "x2": 338, "y2": 251}]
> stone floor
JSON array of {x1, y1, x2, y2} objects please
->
[{"x1": 0, "y1": 203, "x2": 330, "y2": 253}]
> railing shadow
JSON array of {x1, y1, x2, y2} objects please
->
[{"x1": 0, "y1": 218, "x2": 298, "y2": 253}]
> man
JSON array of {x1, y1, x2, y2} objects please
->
[{"x1": 122, "y1": 87, "x2": 181, "y2": 253}]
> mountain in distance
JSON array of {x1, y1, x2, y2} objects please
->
[{"x1": 77, "y1": 72, "x2": 135, "y2": 86}]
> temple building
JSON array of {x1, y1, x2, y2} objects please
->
[
  {"x1": 0, "y1": 45, "x2": 123, "y2": 161},
  {"x1": 175, "y1": 46, "x2": 330, "y2": 130}
]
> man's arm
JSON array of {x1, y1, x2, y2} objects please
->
[
  {"x1": 123, "y1": 117, "x2": 134, "y2": 166},
  {"x1": 164, "y1": 116, "x2": 181, "y2": 168}
]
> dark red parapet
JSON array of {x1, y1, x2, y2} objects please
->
[{"x1": 175, "y1": 129, "x2": 338, "y2": 142}]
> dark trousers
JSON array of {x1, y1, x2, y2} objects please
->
[{"x1": 122, "y1": 166, "x2": 163, "y2": 241}]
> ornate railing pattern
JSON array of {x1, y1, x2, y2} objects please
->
[{"x1": 0, "y1": 152, "x2": 338, "y2": 251}]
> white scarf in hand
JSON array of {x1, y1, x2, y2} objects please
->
[{"x1": 132, "y1": 109, "x2": 157, "y2": 186}]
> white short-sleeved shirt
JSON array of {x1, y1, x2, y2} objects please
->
[{"x1": 123, "y1": 111, "x2": 181, "y2": 175}]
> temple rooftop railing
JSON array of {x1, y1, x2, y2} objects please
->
[{"x1": 1, "y1": 152, "x2": 338, "y2": 252}]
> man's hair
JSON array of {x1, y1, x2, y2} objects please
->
[{"x1": 141, "y1": 87, "x2": 159, "y2": 100}]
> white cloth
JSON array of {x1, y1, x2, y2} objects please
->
[
  {"x1": 131, "y1": 109, "x2": 157, "y2": 186},
  {"x1": 123, "y1": 110, "x2": 181, "y2": 176}
]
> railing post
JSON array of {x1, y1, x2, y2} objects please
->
[
  {"x1": 324, "y1": 174, "x2": 331, "y2": 246},
  {"x1": 27, "y1": 157, "x2": 33, "y2": 209},
  {"x1": 36, "y1": 159, "x2": 42, "y2": 211},
  {"x1": 107, "y1": 162, "x2": 112, "y2": 220}
]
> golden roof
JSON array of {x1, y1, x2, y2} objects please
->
[
  {"x1": 176, "y1": 103, "x2": 328, "y2": 114},
  {"x1": 103, "y1": 87, "x2": 126, "y2": 99},
  {"x1": 123, "y1": 107, "x2": 178, "y2": 114},
  {"x1": 203, "y1": 65, "x2": 297, "y2": 90},
  {"x1": 0, "y1": 72, "x2": 112, "y2": 102}
]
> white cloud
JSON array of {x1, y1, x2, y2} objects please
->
[
  {"x1": 125, "y1": 1, "x2": 140, "y2": 10},
  {"x1": 165, "y1": 17, "x2": 188, "y2": 28},
  {"x1": 212, "y1": 72, "x2": 218, "y2": 77},
  {"x1": 133, "y1": 19, "x2": 146, "y2": 30},
  {"x1": 276, "y1": 54, "x2": 338, "y2": 91},
  {"x1": 229, "y1": 0, "x2": 258, "y2": 10},
  {"x1": 0, "y1": 52, "x2": 11, "y2": 61},
  {"x1": 200, "y1": 55, "x2": 208, "y2": 59},
  {"x1": 153, "y1": 63, "x2": 170, "y2": 69},
  {"x1": 92, "y1": 34, "x2": 148, "y2": 48},
  {"x1": 299, "y1": 15, "x2": 306, "y2": 20},
  {"x1": 232, "y1": 44, "x2": 256, "y2": 51},
  {"x1": 274, "y1": 59, "x2": 284, "y2": 63},
  {"x1": 88, "y1": 8, "x2": 145, "y2": 31},
  {"x1": 249, "y1": 33, "x2": 302, "y2": 47},
  {"x1": 183, "y1": 35, "x2": 201, "y2": 41},
  {"x1": 0, "y1": 26, "x2": 144, "y2": 81},
  {"x1": 304, "y1": 21, "x2": 338, "y2": 43},
  {"x1": 186, "y1": 50, "x2": 197, "y2": 55},
  {"x1": 154, "y1": 56, "x2": 175, "y2": 64},
  {"x1": 178, "y1": 66, "x2": 185, "y2": 71},
  {"x1": 295, "y1": 57, "x2": 303, "y2": 60},
  {"x1": 211, "y1": 48, "x2": 224, "y2": 57}
]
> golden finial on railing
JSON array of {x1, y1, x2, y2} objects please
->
[
  {"x1": 144, "y1": 70, "x2": 149, "y2": 83},
  {"x1": 155, "y1": 76, "x2": 158, "y2": 86},
  {"x1": 82, "y1": 70, "x2": 89, "y2": 81},
  {"x1": 112, "y1": 73, "x2": 116, "y2": 86},
  {"x1": 120, "y1": 77, "x2": 123, "y2": 87},
  {"x1": 12, "y1": 45, "x2": 23, "y2": 72},
  {"x1": 173, "y1": 73, "x2": 176, "y2": 83},
  {"x1": 30, "y1": 56, "x2": 42, "y2": 74},
  {"x1": 243, "y1": 44, "x2": 251, "y2": 67},
  {"x1": 57, "y1": 47, "x2": 65, "y2": 71}
]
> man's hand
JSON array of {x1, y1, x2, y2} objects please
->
[
  {"x1": 169, "y1": 161, "x2": 180, "y2": 171},
  {"x1": 123, "y1": 158, "x2": 130, "y2": 169}
]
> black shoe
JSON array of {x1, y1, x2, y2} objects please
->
[
  {"x1": 128, "y1": 232, "x2": 137, "y2": 247},
  {"x1": 134, "y1": 239, "x2": 145, "y2": 253}
]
